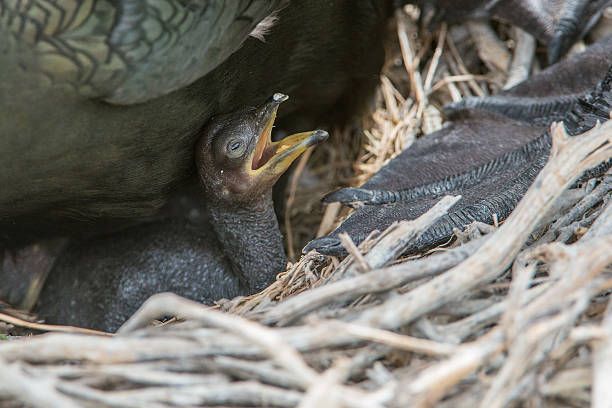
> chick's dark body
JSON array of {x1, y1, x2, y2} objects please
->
[
  {"x1": 37, "y1": 217, "x2": 241, "y2": 331},
  {"x1": 0, "y1": 0, "x2": 389, "y2": 238},
  {"x1": 37, "y1": 192, "x2": 290, "y2": 332}
]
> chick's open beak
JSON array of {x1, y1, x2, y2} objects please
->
[{"x1": 250, "y1": 93, "x2": 328, "y2": 176}]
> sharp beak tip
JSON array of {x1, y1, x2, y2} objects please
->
[
  {"x1": 272, "y1": 93, "x2": 289, "y2": 103},
  {"x1": 309, "y1": 130, "x2": 329, "y2": 146}
]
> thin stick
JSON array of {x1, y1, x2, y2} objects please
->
[
  {"x1": 504, "y1": 27, "x2": 536, "y2": 89},
  {"x1": 338, "y1": 233, "x2": 371, "y2": 273},
  {"x1": 0, "y1": 312, "x2": 112, "y2": 337},
  {"x1": 467, "y1": 21, "x2": 511, "y2": 73},
  {"x1": 423, "y1": 24, "x2": 447, "y2": 92},
  {"x1": 332, "y1": 322, "x2": 456, "y2": 356},
  {"x1": 429, "y1": 74, "x2": 494, "y2": 94},
  {"x1": 286, "y1": 147, "x2": 314, "y2": 260},
  {"x1": 592, "y1": 294, "x2": 612, "y2": 408},
  {"x1": 316, "y1": 202, "x2": 341, "y2": 237},
  {"x1": 264, "y1": 237, "x2": 484, "y2": 325}
]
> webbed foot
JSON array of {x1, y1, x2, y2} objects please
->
[
  {"x1": 306, "y1": 132, "x2": 548, "y2": 256},
  {"x1": 305, "y1": 40, "x2": 612, "y2": 257}
]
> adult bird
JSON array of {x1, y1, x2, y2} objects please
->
[
  {"x1": 0, "y1": 0, "x2": 391, "y2": 307},
  {"x1": 0, "y1": 0, "x2": 388, "y2": 235}
]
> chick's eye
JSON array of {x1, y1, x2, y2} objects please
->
[{"x1": 226, "y1": 139, "x2": 245, "y2": 158}]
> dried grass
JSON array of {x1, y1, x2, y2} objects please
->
[{"x1": 2, "y1": 7, "x2": 612, "y2": 408}]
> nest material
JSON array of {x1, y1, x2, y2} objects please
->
[{"x1": 2, "y1": 7, "x2": 612, "y2": 408}]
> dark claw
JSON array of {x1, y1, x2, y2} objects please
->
[
  {"x1": 303, "y1": 236, "x2": 347, "y2": 256},
  {"x1": 548, "y1": 0, "x2": 610, "y2": 64},
  {"x1": 322, "y1": 187, "x2": 375, "y2": 206},
  {"x1": 548, "y1": 24, "x2": 578, "y2": 66}
]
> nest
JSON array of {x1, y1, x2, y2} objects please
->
[{"x1": 2, "y1": 7, "x2": 612, "y2": 408}]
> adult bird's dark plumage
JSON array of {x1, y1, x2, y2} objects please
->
[{"x1": 0, "y1": 0, "x2": 389, "y2": 238}]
